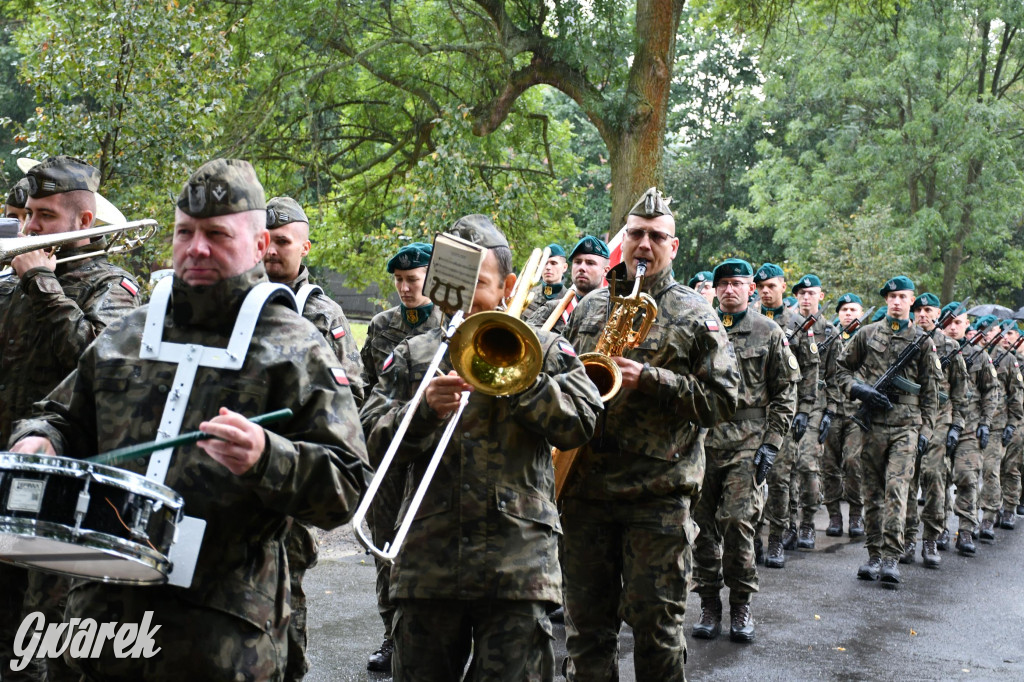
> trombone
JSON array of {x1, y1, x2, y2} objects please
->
[
  {"x1": 352, "y1": 247, "x2": 549, "y2": 562},
  {"x1": 0, "y1": 219, "x2": 158, "y2": 276}
]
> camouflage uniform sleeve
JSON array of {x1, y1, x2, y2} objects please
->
[
  {"x1": 763, "y1": 328, "x2": 799, "y2": 449},
  {"x1": 359, "y1": 315, "x2": 383, "y2": 391},
  {"x1": 506, "y1": 332, "x2": 602, "y2": 451},
  {"x1": 792, "y1": 330, "x2": 819, "y2": 410},
  {"x1": 823, "y1": 339, "x2": 844, "y2": 414},
  {"x1": 977, "y1": 354, "x2": 1000, "y2": 427},
  {"x1": 20, "y1": 265, "x2": 140, "y2": 360},
  {"x1": 315, "y1": 302, "x2": 365, "y2": 407},
  {"x1": 948, "y1": 350, "x2": 969, "y2": 431},
  {"x1": 9, "y1": 368, "x2": 86, "y2": 453},
  {"x1": 915, "y1": 338, "x2": 940, "y2": 440},
  {"x1": 836, "y1": 327, "x2": 869, "y2": 399},
  {"x1": 1008, "y1": 359, "x2": 1024, "y2": 428}
]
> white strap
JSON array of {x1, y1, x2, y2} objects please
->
[{"x1": 295, "y1": 283, "x2": 324, "y2": 313}]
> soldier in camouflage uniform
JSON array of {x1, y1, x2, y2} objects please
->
[
  {"x1": 360, "y1": 215, "x2": 602, "y2": 682},
  {"x1": 998, "y1": 325, "x2": 1024, "y2": 528},
  {"x1": 836, "y1": 276, "x2": 939, "y2": 587},
  {"x1": 691, "y1": 259, "x2": 797, "y2": 644},
  {"x1": 900, "y1": 294, "x2": 967, "y2": 567},
  {"x1": 978, "y1": 319, "x2": 1023, "y2": 539},
  {"x1": 559, "y1": 188, "x2": 739, "y2": 681},
  {"x1": 688, "y1": 270, "x2": 715, "y2": 306},
  {"x1": 4, "y1": 177, "x2": 29, "y2": 227},
  {"x1": 753, "y1": 263, "x2": 819, "y2": 568},
  {"x1": 263, "y1": 195, "x2": 366, "y2": 681},
  {"x1": 9, "y1": 158, "x2": 371, "y2": 681},
  {"x1": 0, "y1": 156, "x2": 142, "y2": 681},
  {"x1": 358, "y1": 241, "x2": 442, "y2": 672},
  {"x1": 526, "y1": 235, "x2": 609, "y2": 334},
  {"x1": 819, "y1": 293, "x2": 867, "y2": 539},
  {"x1": 523, "y1": 242, "x2": 568, "y2": 318}
]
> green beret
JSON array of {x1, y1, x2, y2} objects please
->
[
  {"x1": 835, "y1": 293, "x2": 863, "y2": 312},
  {"x1": 941, "y1": 301, "x2": 962, "y2": 318},
  {"x1": 628, "y1": 187, "x2": 673, "y2": 219},
  {"x1": 791, "y1": 274, "x2": 822, "y2": 293},
  {"x1": 545, "y1": 243, "x2": 566, "y2": 259},
  {"x1": 5, "y1": 178, "x2": 29, "y2": 208},
  {"x1": 25, "y1": 155, "x2": 100, "y2": 198},
  {"x1": 784, "y1": 296, "x2": 797, "y2": 307},
  {"x1": 568, "y1": 235, "x2": 610, "y2": 260},
  {"x1": 879, "y1": 275, "x2": 915, "y2": 297},
  {"x1": 753, "y1": 262, "x2": 785, "y2": 283},
  {"x1": 266, "y1": 196, "x2": 308, "y2": 228},
  {"x1": 688, "y1": 271, "x2": 713, "y2": 288},
  {"x1": 177, "y1": 158, "x2": 266, "y2": 219},
  {"x1": 712, "y1": 258, "x2": 753, "y2": 286},
  {"x1": 871, "y1": 306, "x2": 888, "y2": 322},
  {"x1": 976, "y1": 314, "x2": 998, "y2": 328},
  {"x1": 912, "y1": 292, "x2": 941, "y2": 311},
  {"x1": 387, "y1": 242, "x2": 432, "y2": 273},
  {"x1": 448, "y1": 214, "x2": 509, "y2": 249}
]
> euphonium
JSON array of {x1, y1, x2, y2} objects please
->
[{"x1": 578, "y1": 259, "x2": 658, "y2": 402}]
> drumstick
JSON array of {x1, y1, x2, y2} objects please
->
[{"x1": 86, "y1": 408, "x2": 293, "y2": 467}]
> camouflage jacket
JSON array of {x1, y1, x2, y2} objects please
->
[
  {"x1": 836, "y1": 320, "x2": 940, "y2": 438},
  {"x1": 0, "y1": 242, "x2": 141, "y2": 440},
  {"x1": 824, "y1": 329, "x2": 856, "y2": 418},
  {"x1": 285, "y1": 265, "x2": 364, "y2": 406},
  {"x1": 991, "y1": 348, "x2": 1024, "y2": 430},
  {"x1": 960, "y1": 347, "x2": 1000, "y2": 432},
  {"x1": 707, "y1": 309, "x2": 799, "y2": 452},
  {"x1": 11, "y1": 264, "x2": 371, "y2": 635},
  {"x1": 523, "y1": 281, "x2": 566, "y2": 319},
  {"x1": 360, "y1": 303, "x2": 444, "y2": 392},
  {"x1": 359, "y1": 323, "x2": 602, "y2": 602},
  {"x1": 762, "y1": 306, "x2": 819, "y2": 413},
  {"x1": 931, "y1": 327, "x2": 968, "y2": 430},
  {"x1": 525, "y1": 289, "x2": 580, "y2": 334},
  {"x1": 560, "y1": 263, "x2": 739, "y2": 530}
]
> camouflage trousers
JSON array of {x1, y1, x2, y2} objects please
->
[
  {"x1": 65, "y1": 585, "x2": 286, "y2": 681},
  {"x1": 369, "y1": 468, "x2": 406, "y2": 639},
  {"x1": 284, "y1": 520, "x2": 318, "y2": 682},
  {"x1": 821, "y1": 415, "x2": 864, "y2": 519},
  {"x1": 1002, "y1": 429, "x2": 1024, "y2": 511},
  {"x1": 860, "y1": 424, "x2": 916, "y2": 560},
  {"x1": 561, "y1": 501, "x2": 692, "y2": 682},
  {"x1": 692, "y1": 448, "x2": 763, "y2": 603},
  {"x1": 391, "y1": 598, "x2": 553, "y2": 682},
  {"x1": 911, "y1": 423, "x2": 954, "y2": 542},
  {"x1": 953, "y1": 435, "x2": 983, "y2": 534},
  {"x1": 766, "y1": 423, "x2": 821, "y2": 535},
  {"x1": 980, "y1": 438, "x2": 1005, "y2": 522}
]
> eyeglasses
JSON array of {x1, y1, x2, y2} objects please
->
[{"x1": 624, "y1": 227, "x2": 674, "y2": 245}]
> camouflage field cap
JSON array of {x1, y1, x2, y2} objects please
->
[
  {"x1": 266, "y1": 196, "x2": 308, "y2": 228},
  {"x1": 387, "y1": 242, "x2": 432, "y2": 273},
  {"x1": 879, "y1": 275, "x2": 914, "y2": 298},
  {"x1": 628, "y1": 187, "x2": 673, "y2": 219},
  {"x1": 177, "y1": 159, "x2": 266, "y2": 218},
  {"x1": 791, "y1": 274, "x2": 822, "y2": 293},
  {"x1": 448, "y1": 214, "x2": 509, "y2": 249},
  {"x1": 836, "y1": 292, "x2": 863, "y2": 312},
  {"x1": 25, "y1": 155, "x2": 100, "y2": 198},
  {"x1": 568, "y1": 235, "x2": 610, "y2": 260},
  {"x1": 753, "y1": 262, "x2": 785, "y2": 283},
  {"x1": 688, "y1": 270, "x2": 713, "y2": 288},
  {"x1": 5, "y1": 178, "x2": 29, "y2": 208},
  {"x1": 712, "y1": 258, "x2": 753, "y2": 286},
  {"x1": 912, "y1": 292, "x2": 941, "y2": 311}
]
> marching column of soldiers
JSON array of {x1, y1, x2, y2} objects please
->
[{"x1": 0, "y1": 163, "x2": 1022, "y2": 682}]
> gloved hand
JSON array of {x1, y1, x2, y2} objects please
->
[
  {"x1": 945, "y1": 425, "x2": 962, "y2": 458},
  {"x1": 792, "y1": 412, "x2": 809, "y2": 442},
  {"x1": 850, "y1": 382, "x2": 894, "y2": 411},
  {"x1": 917, "y1": 434, "x2": 928, "y2": 458},
  {"x1": 754, "y1": 443, "x2": 779, "y2": 486},
  {"x1": 1003, "y1": 425, "x2": 1016, "y2": 447},
  {"x1": 818, "y1": 411, "x2": 833, "y2": 445},
  {"x1": 977, "y1": 424, "x2": 990, "y2": 450}
]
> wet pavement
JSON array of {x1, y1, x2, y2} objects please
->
[{"x1": 302, "y1": 504, "x2": 1024, "y2": 681}]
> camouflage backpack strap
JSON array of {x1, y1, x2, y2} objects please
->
[{"x1": 295, "y1": 283, "x2": 324, "y2": 313}]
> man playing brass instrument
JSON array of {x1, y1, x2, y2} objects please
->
[
  {"x1": 360, "y1": 215, "x2": 602, "y2": 681},
  {"x1": 559, "y1": 188, "x2": 740, "y2": 681}
]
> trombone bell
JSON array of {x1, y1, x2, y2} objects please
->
[{"x1": 449, "y1": 312, "x2": 543, "y2": 396}]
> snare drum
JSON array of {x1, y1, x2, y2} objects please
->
[{"x1": 0, "y1": 453, "x2": 183, "y2": 584}]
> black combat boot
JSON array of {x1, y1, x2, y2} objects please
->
[
  {"x1": 367, "y1": 638, "x2": 394, "y2": 672},
  {"x1": 956, "y1": 529, "x2": 976, "y2": 556},
  {"x1": 729, "y1": 603, "x2": 755, "y2": 643},
  {"x1": 1017, "y1": 503, "x2": 1024, "y2": 516},
  {"x1": 826, "y1": 514, "x2": 843, "y2": 537},
  {"x1": 848, "y1": 514, "x2": 865, "y2": 538},
  {"x1": 921, "y1": 540, "x2": 940, "y2": 568},
  {"x1": 781, "y1": 525, "x2": 798, "y2": 550},
  {"x1": 692, "y1": 595, "x2": 722, "y2": 640},
  {"x1": 880, "y1": 557, "x2": 901, "y2": 587},
  {"x1": 899, "y1": 540, "x2": 916, "y2": 565},
  {"x1": 754, "y1": 536, "x2": 765, "y2": 565},
  {"x1": 765, "y1": 535, "x2": 785, "y2": 569},
  {"x1": 857, "y1": 555, "x2": 881, "y2": 581},
  {"x1": 797, "y1": 523, "x2": 815, "y2": 549},
  {"x1": 998, "y1": 509, "x2": 1016, "y2": 530},
  {"x1": 935, "y1": 528, "x2": 951, "y2": 551},
  {"x1": 979, "y1": 519, "x2": 996, "y2": 541}
]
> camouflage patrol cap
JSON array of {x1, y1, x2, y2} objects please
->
[
  {"x1": 568, "y1": 235, "x2": 610, "y2": 260},
  {"x1": 836, "y1": 292, "x2": 863, "y2": 312},
  {"x1": 448, "y1": 214, "x2": 509, "y2": 249},
  {"x1": 911, "y1": 292, "x2": 941, "y2": 311},
  {"x1": 266, "y1": 196, "x2": 308, "y2": 228},
  {"x1": 712, "y1": 258, "x2": 753, "y2": 286},
  {"x1": 753, "y1": 262, "x2": 785, "y2": 283},
  {"x1": 5, "y1": 178, "x2": 29, "y2": 208},
  {"x1": 387, "y1": 242, "x2": 432, "y2": 273},
  {"x1": 791, "y1": 274, "x2": 822, "y2": 293},
  {"x1": 687, "y1": 271, "x2": 713, "y2": 288},
  {"x1": 879, "y1": 275, "x2": 914, "y2": 297},
  {"x1": 628, "y1": 187, "x2": 673, "y2": 219},
  {"x1": 176, "y1": 158, "x2": 265, "y2": 219},
  {"x1": 25, "y1": 155, "x2": 100, "y2": 198}
]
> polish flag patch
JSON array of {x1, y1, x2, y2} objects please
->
[
  {"x1": 119, "y1": 278, "x2": 139, "y2": 296},
  {"x1": 382, "y1": 352, "x2": 395, "y2": 372},
  {"x1": 558, "y1": 340, "x2": 577, "y2": 357},
  {"x1": 330, "y1": 367, "x2": 349, "y2": 386},
  {"x1": 331, "y1": 325, "x2": 347, "y2": 339},
  {"x1": 705, "y1": 319, "x2": 719, "y2": 332}
]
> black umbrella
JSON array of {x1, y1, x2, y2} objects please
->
[
  {"x1": 1013, "y1": 306, "x2": 1024, "y2": 321},
  {"x1": 967, "y1": 304, "x2": 1015, "y2": 318}
]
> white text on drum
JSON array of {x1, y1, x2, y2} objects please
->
[{"x1": 11, "y1": 611, "x2": 161, "y2": 672}]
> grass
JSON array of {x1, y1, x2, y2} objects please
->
[{"x1": 350, "y1": 321, "x2": 368, "y2": 348}]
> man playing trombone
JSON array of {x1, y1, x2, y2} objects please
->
[{"x1": 360, "y1": 215, "x2": 603, "y2": 681}]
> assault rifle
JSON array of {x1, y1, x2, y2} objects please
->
[
  {"x1": 818, "y1": 306, "x2": 876, "y2": 356},
  {"x1": 964, "y1": 322, "x2": 1008, "y2": 370},
  {"x1": 851, "y1": 300, "x2": 964, "y2": 432},
  {"x1": 941, "y1": 311, "x2": 987, "y2": 370},
  {"x1": 786, "y1": 299, "x2": 832, "y2": 345},
  {"x1": 990, "y1": 333, "x2": 1024, "y2": 368}
]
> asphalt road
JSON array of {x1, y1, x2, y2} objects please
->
[{"x1": 303, "y1": 504, "x2": 1024, "y2": 681}]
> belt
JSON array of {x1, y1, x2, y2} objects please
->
[
  {"x1": 894, "y1": 395, "x2": 919, "y2": 406},
  {"x1": 730, "y1": 406, "x2": 767, "y2": 422}
]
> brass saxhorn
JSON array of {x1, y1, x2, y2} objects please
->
[{"x1": 0, "y1": 219, "x2": 158, "y2": 268}]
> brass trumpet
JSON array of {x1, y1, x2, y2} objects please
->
[{"x1": 0, "y1": 219, "x2": 158, "y2": 270}]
